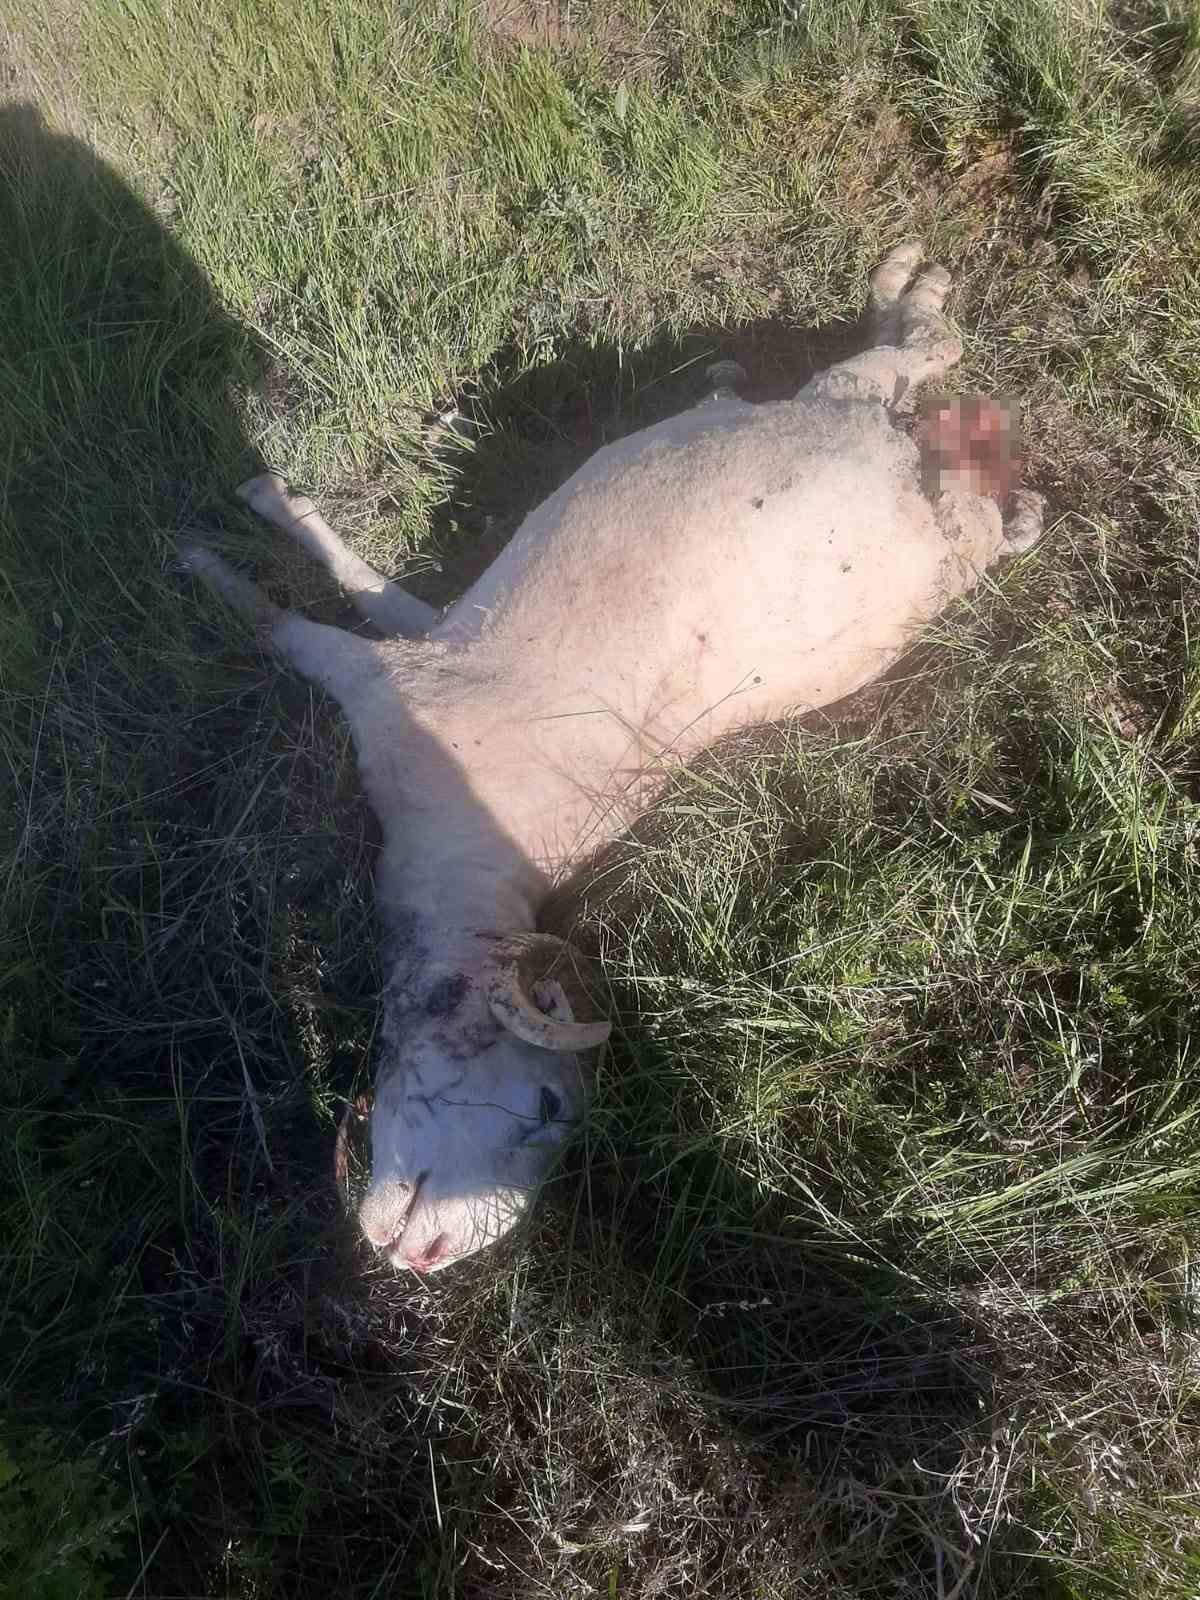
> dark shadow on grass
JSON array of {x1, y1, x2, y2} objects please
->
[{"x1": 0, "y1": 103, "x2": 481, "y2": 1600}]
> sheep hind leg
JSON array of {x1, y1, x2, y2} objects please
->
[
  {"x1": 697, "y1": 359, "x2": 749, "y2": 406},
  {"x1": 802, "y1": 242, "x2": 962, "y2": 411},
  {"x1": 237, "y1": 472, "x2": 439, "y2": 640},
  {"x1": 868, "y1": 238, "x2": 927, "y2": 344}
]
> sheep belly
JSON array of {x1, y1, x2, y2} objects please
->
[
  {"x1": 427, "y1": 398, "x2": 997, "y2": 871},
  {"x1": 494, "y1": 405, "x2": 986, "y2": 715}
]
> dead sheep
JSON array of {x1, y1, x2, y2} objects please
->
[{"x1": 181, "y1": 242, "x2": 1042, "y2": 1272}]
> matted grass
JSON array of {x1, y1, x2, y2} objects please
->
[{"x1": 2, "y1": 1, "x2": 1200, "y2": 1595}]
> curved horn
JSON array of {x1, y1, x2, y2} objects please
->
[{"x1": 485, "y1": 934, "x2": 612, "y2": 1052}]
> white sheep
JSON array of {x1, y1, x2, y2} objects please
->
[{"x1": 181, "y1": 243, "x2": 1043, "y2": 1272}]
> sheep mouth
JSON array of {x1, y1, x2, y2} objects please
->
[
  {"x1": 398, "y1": 1231, "x2": 450, "y2": 1273},
  {"x1": 380, "y1": 1168, "x2": 429, "y2": 1256}
]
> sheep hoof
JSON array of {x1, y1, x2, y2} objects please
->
[
  {"x1": 702, "y1": 359, "x2": 748, "y2": 403},
  {"x1": 1003, "y1": 488, "x2": 1045, "y2": 553}
]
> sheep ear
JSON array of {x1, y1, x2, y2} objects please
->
[
  {"x1": 485, "y1": 935, "x2": 612, "y2": 1052},
  {"x1": 531, "y1": 978, "x2": 574, "y2": 1023}
]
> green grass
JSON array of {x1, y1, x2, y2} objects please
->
[{"x1": 3, "y1": 0, "x2": 1200, "y2": 1594}]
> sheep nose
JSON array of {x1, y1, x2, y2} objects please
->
[{"x1": 357, "y1": 1175, "x2": 422, "y2": 1250}]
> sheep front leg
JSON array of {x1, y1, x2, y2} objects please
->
[
  {"x1": 238, "y1": 472, "x2": 439, "y2": 640},
  {"x1": 178, "y1": 542, "x2": 388, "y2": 712},
  {"x1": 803, "y1": 241, "x2": 962, "y2": 410}
]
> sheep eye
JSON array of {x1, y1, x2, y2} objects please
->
[{"x1": 539, "y1": 1087, "x2": 561, "y2": 1123}]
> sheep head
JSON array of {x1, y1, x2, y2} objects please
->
[{"x1": 351, "y1": 934, "x2": 610, "y2": 1271}]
